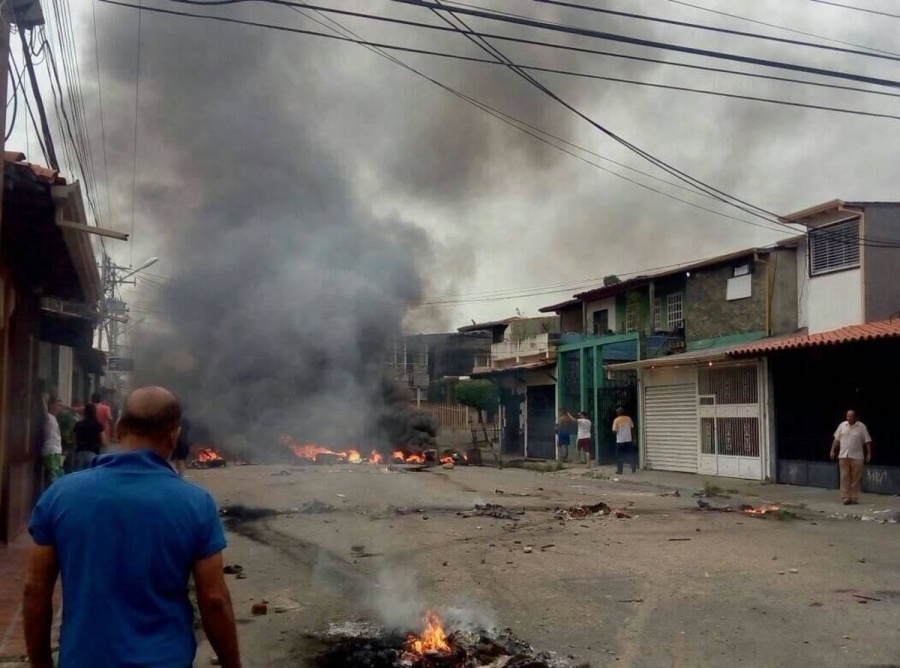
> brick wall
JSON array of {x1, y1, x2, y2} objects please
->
[{"x1": 685, "y1": 261, "x2": 766, "y2": 342}]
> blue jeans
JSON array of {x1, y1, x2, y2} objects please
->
[{"x1": 616, "y1": 441, "x2": 636, "y2": 473}]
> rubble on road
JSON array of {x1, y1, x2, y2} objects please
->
[
  {"x1": 554, "y1": 502, "x2": 610, "y2": 521},
  {"x1": 458, "y1": 503, "x2": 522, "y2": 521},
  {"x1": 288, "y1": 500, "x2": 337, "y2": 514},
  {"x1": 695, "y1": 500, "x2": 797, "y2": 519}
]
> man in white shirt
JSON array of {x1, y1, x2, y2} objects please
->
[
  {"x1": 612, "y1": 407, "x2": 636, "y2": 474},
  {"x1": 829, "y1": 409, "x2": 872, "y2": 505},
  {"x1": 576, "y1": 412, "x2": 592, "y2": 467},
  {"x1": 42, "y1": 396, "x2": 64, "y2": 486}
]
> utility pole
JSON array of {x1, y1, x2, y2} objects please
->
[{"x1": 16, "y1": 24, "x2": 58, "y2": 170}]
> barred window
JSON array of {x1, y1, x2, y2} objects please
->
[
  {"x1": 625, "y1": 303, "x2": 639, "y2": 333},
  {"x1": 667, "y1": 293, "x2": 684, "y2": 328},
  {"x1": 809, "y1": 218, "x2": 860, "y2": 276},
  {"x1": 652, "y1": 298, "x2": 662, "y2": 331}
]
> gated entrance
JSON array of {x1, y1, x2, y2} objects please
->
[
  {"x1": 596, "y1": 378, "x2": 637, "y2": 465},
  {"x1": 698, "y1": 364, "x2": 764, "y2": 480},
  {"x1": 526, "y1": 385, "x2": 556, "y2": 459}
]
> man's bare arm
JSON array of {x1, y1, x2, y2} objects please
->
[
  {"x1": 23, "y1": 544, "x2": 59, "y2": 668},
  {"x1": 830, "y1": 439, "x2": 840, "y2": 460},
  {"x1": 193, "y1": 552, "x2": 241, "y2": 668}
]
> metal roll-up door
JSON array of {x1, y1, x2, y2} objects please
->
[{"x1": 644, "y1": 384, "x2": 698, "y2": 473}]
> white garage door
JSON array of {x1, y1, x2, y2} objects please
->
[{"x1": 644, "y1": 384, "x2": 698, "y2": 473}]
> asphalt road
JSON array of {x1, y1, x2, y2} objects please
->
[{"x1": 189, "y1": 463, "x2": 900, "y2": 668}]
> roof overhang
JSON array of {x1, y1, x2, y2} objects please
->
[
  {"x1": 470, "y1": 358, "x2": 556, "y2": 378},
  {"x1": 607, "y1": 346, "x2": 744, "y2": 371},
  {"x1": 76, "y1": 347, "x2": 107, "y2": 375},
  {"x1": 729, "y1": 320, "x2": 900, "y2": 356},
  {"x1": 52, "y1": 183, "x2": 103, "y2": 304},
  {"x1": 39, "y1": 308, "x2": 95, "y2": 349}
]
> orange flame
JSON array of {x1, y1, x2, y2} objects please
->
[
  {"x1": 743, "y1": 504, "x2": 781, "y2": 516},
  {"x1": 439, "y1": 455, "x2": 454, "y2": 464},
  {"x1": 369, "y1": 450, "x2": 384, "y2": 464},
  {"x1": 406, "y1": 611, "x2": 451, "y2": 655},
  {"x1": 196, "y1": 448, "x2": 223, "y2": 462},
  {"x1": 280, "y1": 435, "x2": 391, "y2": 464}
]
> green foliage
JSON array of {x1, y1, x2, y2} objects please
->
[
  {"x1": 603, "y1": 274, "x2": 622, "y2": 286},
  {"x1": 454, "y1": 379, "x2": 498, "y2": 414}
]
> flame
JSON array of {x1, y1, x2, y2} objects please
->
[
  {"x1": 743, "y1": 504, "x2": 781, "y2": 516},
  {"x1": 196, "y1": 448, "x2": 223, "y2": 462},
  {"x1": 280, "y1": 435, "x2": 389, "y2": 464},
  {"x1": 391, "y1": 450, "x2": 425, "y2": 464},
  {"x1": 406, "y1": 611, "x2": 451, "y2": 655},
  {"x1": 439, "y1": 455, "x2": 454, "y2": 464}
]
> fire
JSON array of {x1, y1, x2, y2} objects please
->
[
  {"x1": 405, "y1": 611, "x2": 451, "y2": 655},
  {"x1": 196, "y1": 448, "x2": 223, "y2": 462},
  {"x1": 279, "y1": 435, "x2": 390, "y2": 464},
  {"x1": 439, "y1": 455, "x2": 454, "y2": 464},
  {"x1": 369, "y1": 450, "x2": 384, "y2": 464},
  {"x1": 391, "y1": 450, "x2": 425, "y2": 464},
  {"x1": 346, "y1": 449, "x2": 363, "y2": 464},
  {"x1": 743, "y1": 504, "x2": 782, "y2": 516}
]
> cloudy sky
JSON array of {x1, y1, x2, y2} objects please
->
[{"x1": 20, "y1": 0, "x2": 900, "y2": 334}]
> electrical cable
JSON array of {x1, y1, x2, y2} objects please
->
[
  {"x1": 160, "y1": 0, "x2": 900, "y2": 90},
  {"x1": 520, "y1": 0, "x2": 900, "y2": 62},
  {"x1": 665, "y1": 0, "x2": 900, "y2": 57},
  {"x1": 810, "y1": 0, "x2": 900, "y2": 20},
  {"x1": 109, "y1": 0, "x2": 900, "y2": 248}
]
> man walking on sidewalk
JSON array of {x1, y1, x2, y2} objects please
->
[
  {"x1": 830, "y1": 409, "x2": 872, "y2": 505},
  {"x1": 23, "y1": 386, "x2": 242, "y2": 668},
  {"x1": 612, "y1": 406, "x2": 636, "y2": 474}
]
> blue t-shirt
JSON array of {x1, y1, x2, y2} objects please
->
[{"x1": 28, "y1": 449, "x2": 226, "y2": 668}]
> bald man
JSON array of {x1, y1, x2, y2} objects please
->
[{"x1": 24, "y1": 387, "x2": 241, "y2": 668}]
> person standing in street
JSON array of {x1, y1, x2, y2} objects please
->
[
  {"x1": 556, "y1": 409, "x2": 574, "y2": 463},
  {"x1": 576, "y1": 411, "x2": 593, "y2": 468},
  {"x1": 41, "y1": 397, "x2": 64, "y2": 486},
  {"x1": 830, "y1": 409, "x2": 873, "y2": 505},
  {"x1": 23, "y1": 386, "x2": 242, "y2": 668},
  {"x1": 91, "y1": 391, "x2": 114, "y2": 447},
  {"x1": 612, "y1": 406, "x2": 637, "y2": 474},
  {"x1": 72, "y1": 403, "x2": 104, "y2": 471}
]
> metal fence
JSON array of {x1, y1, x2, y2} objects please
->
[{"x1": 416, "y1": 402, "x2": 474, "y2": 429}]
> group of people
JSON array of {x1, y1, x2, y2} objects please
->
[
  {"x1": 25, "y1": 386, "x2": 241, "y2": 668},
  {"x1": 42, "y1": 392, "x2": 114, "y2": 485},
  {"x1": 555, "y1": 406, "x2": 636, "y2": 474}
]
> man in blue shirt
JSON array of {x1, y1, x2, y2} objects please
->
[{"x1": 23, "y1": 386, "x2": 241, "y2": 668}]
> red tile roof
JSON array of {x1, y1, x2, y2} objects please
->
[
  {"x1": 729, "y1": 319, "x2": 900, "y2": 356},
  {"x1": 4, "y1": 150, "x2": 65, "y2": 184}
]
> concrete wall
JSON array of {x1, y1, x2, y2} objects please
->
[
  {"x1": 684, "y1": 259, "x2": 766, "y2": 343},
  {"x1": 862, "y1": 204, "x2": 900, "y2": 322},
  {"x1": 769, "y1": 248, "x2": 798, "y2": 336},
  {"x1": 585, "y1": 297, "x2": 617, "y2": 334},
  {"x1": 807, "y1": 268, "x2": 862, "y2": 334},
  {"x1": 559, "y1": 308, "x2": 582, "y2": 333},
  {"x1": 796, "y1": 244, "x2": 809, "y2": 329}
]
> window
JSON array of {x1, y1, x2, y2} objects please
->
[
  {"x1": 809, "y1": 218, "x2": 860, "y2": 276},
  {"x1": 667, "y1": 293, "x2": 684, "y2": 329},
  {"x1": 592, "y1": 309, "x2": 609, "y2": 335},
  {"x1": 652, "y1": 298, "x2": 662, "y2": 331},
  {"x1": 625, "y1": 303, "x2": 639, "y2": 333}
]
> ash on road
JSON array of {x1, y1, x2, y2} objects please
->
[{"x1": 190, "y1": 464, "x2": 900, "y2": 667}]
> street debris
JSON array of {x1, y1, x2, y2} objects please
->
[
  {"x1": 251, "y1": 603, "x2": 268, "y2": 616},
  {"x1": 667, "y1": 538, "x2": 691, "y2": 542},
  {"x1": 659, "y1": 490, "x2": 681, "y2": 497},
  {"x1": 851, "y1": 594, "x2": 881, "y2": 602},
  {"x1": 554, "y1": 502, "x2": 611, "y2": 520},
  {"x1": 188, "y1": 448, "x2": 227, "y2": 469},
  {"x1": 271, "y1": 469, "x2": 293, "y2": 476},
  {"x1": 458, "y1": 503, "x2": 522, "y2": 521},
  {"x1": 288, "y1": 500, "x2": 337, "y2": 514},
  {"x1": 223, "y1": 564, "x2": 243, "y2": 575},
  {"x1": 857, "y1": 557, "x2": 866, "y2": 563},
  {"x1": 789, "y1": 569, "x2": 799, "y2": 574},
  {"x1": 523, "y1": 546, "x2": 533, "y2": 554},
  {"x1": 217, "y1": 505, "x2": 279, "y2": 522},
  {"x1": 313, "y1": 615, "x2": 589, "y2": 668},
  {"x1": 695, "y1": 500, "x2": 797, "y2": 519},
  {"x1": 618, "y1": 598, "x2": 644, "y2": 603}
]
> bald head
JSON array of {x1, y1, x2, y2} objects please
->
[{"x1": 117, "y1": 386, "x2": 182, "y2": 453}]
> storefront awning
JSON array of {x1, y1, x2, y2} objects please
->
[
  {"x1": 470, "y1": 358, "x2": 556, "y2": 378},
  {"x1": 39, "y1": 309, "x2": 94, "y2": 349},
  {"x1": 77, "y1": 348, "x2": 107, "y2": 375},
  {"x1": 606, "y1": 345, "x2": 745, "y2": 371}
]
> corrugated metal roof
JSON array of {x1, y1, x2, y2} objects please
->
[
  {"x1": 729, "y1": 319, "x2": 900, "y2": 356},
  {"x1": 538, "y1": 298, "x2": 580, "y2": 313},
  {"x1": 457, "y1": 317, "x2": 521, "y2": 333}
]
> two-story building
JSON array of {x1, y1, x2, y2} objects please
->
[
  {"x1": 726, "y1": 201, "x2": 900, "y2": 493},
  {"x1": 460, "y1": 316, "x2": 560, "y2": 459}
]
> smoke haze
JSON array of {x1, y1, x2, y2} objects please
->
[{"x1": 52, "y1": 0, "x2": 900, "y2": 446}]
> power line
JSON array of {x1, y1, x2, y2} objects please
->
[
  {"x1": 130, "y1": 0, "x2": 143, "y2": 266},
  {"x1": 15, "y1": 24, "x2": 59, "y2": 169},
  {"x1": 810, "y1": 0, "x2": 900, "y2": 20},
  {"x1": 666, "y1": 0, "x2": 900, "y2": 57},
  {"x1": 164, "y1": 0, "x2": 900, "y2": 90},
  {"x1": 106, "y1": 0, "x2": 795, "y2": 236},
  {"x1": 109, "y1": 0, "x2": 900, "y2": 249},
  {"x1": 520, "y1": 0, "x2": 900, "y2": 62},
  {"x1": 90, "y1": 0, "x2": 114, "y2": 229}
]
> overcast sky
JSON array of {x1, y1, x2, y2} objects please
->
[{"x1": 22, "y1": 0, "x2": 900, "y2": 334}]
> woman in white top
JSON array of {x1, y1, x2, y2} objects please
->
[{"x1": 576, "y1": 412, "x2": 593, "y2": 467}]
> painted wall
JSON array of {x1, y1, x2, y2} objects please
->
[
  {"x1": 559, "y1": 308, "x2": 582, "y2": 333},
  {"x1": 585, "y1": 297, "x2": 617, "y2": 334},
  {"x1": 862, "y1": 204, "x2": 900, "y2": 322},
  {"x1": 796, "y1": 244, "x2": 809, "y2": 329},
  {"x1": 684, "y1": 259, "x2": 766, "y2": 342},
  {"x1": 807, "y1": 268, "x2": 862, "y2": 334},
  {"x1": 769, "y1": 248, "x2": 798, "y2": 336}
]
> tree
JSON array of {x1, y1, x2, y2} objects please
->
[
  {"x1": 454, "y1": 380, "x2": 499, "y2": 456},
  {"x1": 603, "y1": 274, "x2": 621, "y2": 286}
]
